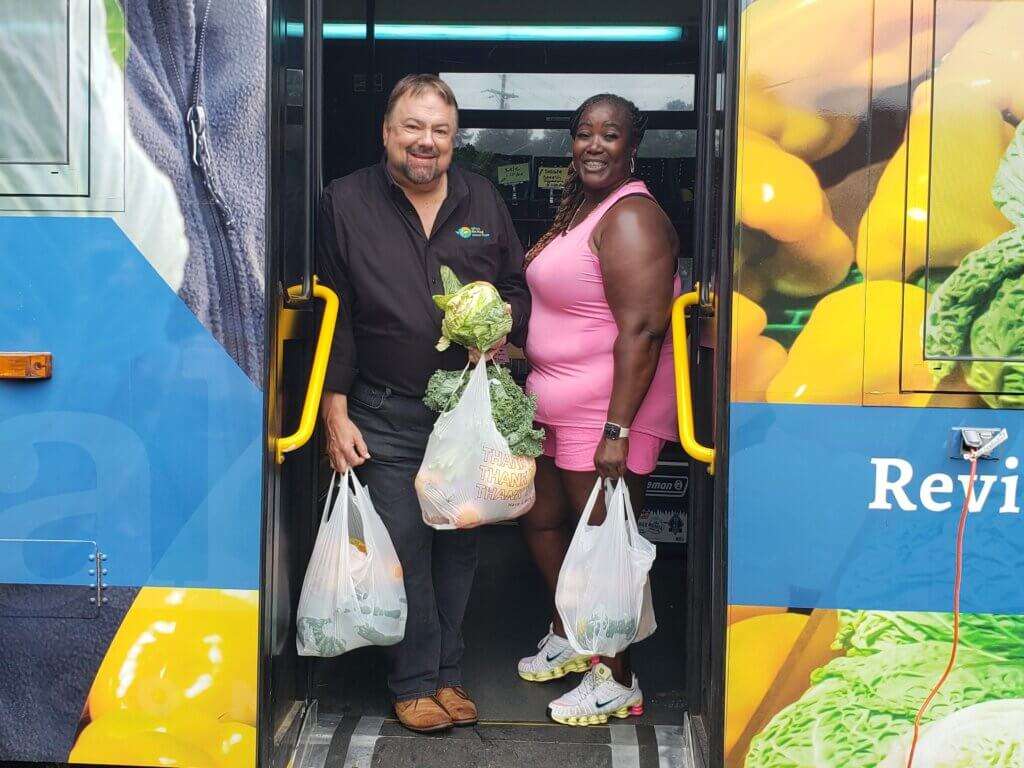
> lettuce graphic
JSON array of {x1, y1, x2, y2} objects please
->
[
  {"x1": 880, "y1": 699, "x2": 1024, "y2": 768},
  {"x1": 834, "y1": 610, "x2": 1024, "y2": 660},
  {"x1": 433, "y1": 265, "x2": 512, "y2": 353},
  {"x1": 926, "y1": 121, "x2": 1024, "y2": 407},
  {"x1": 745, "y1": 642, "x2": 1024, "y2": 768}
]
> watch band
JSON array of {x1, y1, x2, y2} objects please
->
[{"x1": 604, "y1": 422, "x2": 630, "y2": 440}]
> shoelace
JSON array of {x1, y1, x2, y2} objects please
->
[
  {"x1": 574, "y1": 668, "x2": 602, "y2": 700},
  {"x1": 536, "y1": 625, "x2": 556, "y2": 651}
]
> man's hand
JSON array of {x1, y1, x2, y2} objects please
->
[
  {"x1": 468, "y1": 303, "x2": 512, "y2": 364},
  {"x1": 322, "y1": 392, "x2": 370, "y2": 472}
]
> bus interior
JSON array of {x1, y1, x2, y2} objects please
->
[{"x1": 267, "y1": 1, "x2": 727, "y2": 766}]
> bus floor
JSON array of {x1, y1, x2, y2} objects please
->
[{"x1": 298, "y1": 525, "x2": 694, "y2": 768}]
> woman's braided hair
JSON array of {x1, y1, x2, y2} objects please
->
[{"x1": 524, "y1": 93, "x2": 649, "y2": 268}]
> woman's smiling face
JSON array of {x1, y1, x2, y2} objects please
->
[{"x1": 572, "y1": 101, "x2": 635, "y2": 193}]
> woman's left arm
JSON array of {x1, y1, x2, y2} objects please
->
[{"x1": 594, "y1": 197, "x2": 678, "y2": 478}]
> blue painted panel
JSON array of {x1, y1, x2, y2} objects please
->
[
  {"x1": 0, "y1": 217, "x2": 262, "y2": 589},
  {"x1": 729, "y1": 402, "x2": 1024, "y2": 614}
]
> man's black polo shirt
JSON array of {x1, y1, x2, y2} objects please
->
[{"x1": 318, "y1": 161, "x2": 530, "y2": 397}]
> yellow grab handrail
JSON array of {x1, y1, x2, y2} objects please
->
[
  {"x1": 276, "y1": 279, "x2": 339, "y2": 464},
  {"x1": 671, "y1": 291, "x2": 716, "y2": 473}
]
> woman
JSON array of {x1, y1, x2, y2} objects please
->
[{"x1": 517, "y1": 94, "x2": 680, "y2": 725}]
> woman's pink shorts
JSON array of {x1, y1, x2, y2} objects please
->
[{"x1": 539, "y1": 423, "x2": 665, "y2": 475}]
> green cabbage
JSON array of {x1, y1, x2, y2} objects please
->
[
  {"x1": 745, "y1": 642, "x2": 1024, "y2": 768},
  {"x1": 433, "y1": 266, "x2": 512, "y2": 353},
  {"x1": 424, "y1": 364, "x2": 545, "y2": 457},
  {"x1": 834, "y1": 610, "x2": 1024, "y2": 659},
  {"x1": 925, "y1": 121, "x2": 1024, "y2": 407},
  {"x1": 880, "y1": 699, "x2": 1024, "y2": 768}
]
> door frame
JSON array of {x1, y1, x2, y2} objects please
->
[
  {"x1": 259, "y1": 0, "x2": 324, "y2": 766},
  {"x1": 684, "y1": 0, "x2": 740, "y2": 763}
]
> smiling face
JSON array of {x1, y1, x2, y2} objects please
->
[
  {"x1": 571, "y1": 100, "x2": 636, "y2": 194},
  {"x1": 382, "y1": 89, "x2": 456, "y2": 186}
]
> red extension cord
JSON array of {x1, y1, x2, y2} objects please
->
[{"x1": 905, "y1": 455, "x2": 979, "y2": 768}]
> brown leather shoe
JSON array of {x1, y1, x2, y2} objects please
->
[
  {"x1": 394, "y1": 696, "x2": 453, "y2": 733},
  {"x1": 434, "y1": 686, "x2": 478, "y2": 726}
]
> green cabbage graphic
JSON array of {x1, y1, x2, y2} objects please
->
[
  {"x1": 880, "y1": 699, "x2": 1024, "y2": 768},
  {"x1": 745, "y1": 641, "x2": 1024, "y2": 768},
  {"x1": 433, "y1": 265, "x2": 512, "y2": 353},
  {"x1": 834, "y1": 609, "x2": 1024, "y2": 660}
]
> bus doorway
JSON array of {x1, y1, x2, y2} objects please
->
[{"x1": 268, "y1": 1, "x2": 736, "y2": 767}]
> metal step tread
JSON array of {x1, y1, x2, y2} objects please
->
[{"x1": 293, "y1": 712, "x2": 694, "y2": 768}]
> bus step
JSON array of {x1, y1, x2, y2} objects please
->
[{"x1": 301, "y1": 715, "x2": 694, "y2": 768}]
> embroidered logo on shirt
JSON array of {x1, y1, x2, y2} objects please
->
[{"x1": 456, "y1": 226, "x2": 491, "y2": 239}]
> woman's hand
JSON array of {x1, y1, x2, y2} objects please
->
[{"x1": 594, "y1": 437, "x2": 628, "y2": 479}]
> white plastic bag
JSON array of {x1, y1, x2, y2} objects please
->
[
  {"x1": 556, "y1": 479, "x2": 657, "y2": 657},
  {"x1": 296, "y1": 470, "x2": 407, "y2": 657},
  {"x1": 416, "y1": 358, "x2": 536, "y2": 530}
]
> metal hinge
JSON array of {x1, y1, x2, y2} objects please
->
[{"x1": 88, "y1": 550, "x2": 109, "y2": 606}]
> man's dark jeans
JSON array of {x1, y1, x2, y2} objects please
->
[{"x1": 349, "y1": 379, "x2": 479, "y2": 702}]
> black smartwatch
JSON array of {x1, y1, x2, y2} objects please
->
[{"x1": 603, "y1": 422, "x2": 631, "y2": 440}]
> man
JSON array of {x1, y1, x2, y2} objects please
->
[{"x1": 317, "y1": 74, "x2": 530, "y2": 733}]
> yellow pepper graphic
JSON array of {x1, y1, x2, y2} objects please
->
[
  {"x1": 70, "y1": 587, "x2": 258, "y2": 767},
  {"x1": 857, "y1": 2, "x2": 1024, "y2": 283},
  {"x1": 729, "y1": 292, "x2": 787, "y2": 403},
  {"x1": 725, "y1": 613, "x2": 808, "y2": 755},
  {"x1": 857, "y1": 80, "x2": 1012, "y2": 282},
  {"x1": 740, "y1": 82, "x2": 857, "y2": 164},
  {"x1": 934, "y1": 3, "x2": 1024, "y2": 122},
  {"x1": 734, "y1": 129, "x2": 854, "y2": 300},
  {"x1": 733, "y1": 0, "x2": 993, "y2": 303},
  {"x1": 740, "y1": 0, "x2": 986, "y2": 122},
  {"x1": 765, "y1": 281, "x2": 933, "y2": 406},
  {"x1": 69, "y1": 710, "x2": 255, "y2": 768}
]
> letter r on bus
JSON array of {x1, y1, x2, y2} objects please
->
[{"x1": 869, "y1": 457, "x2": 917, "y2": 511}]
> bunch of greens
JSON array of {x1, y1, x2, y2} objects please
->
[
  {"x1": 926, "y1": 121, "x2": 1024, "y2": 407},
  {"x1": 424, "y1": 364, "x2": 545, "y2": 457},
  {"x1": 433, "y1": 266, "x2": 512, "y2": 353}
]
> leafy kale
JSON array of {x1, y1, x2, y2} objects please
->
[{"x1": 424, "y1": 364, "x2": 545, "y2": 457}]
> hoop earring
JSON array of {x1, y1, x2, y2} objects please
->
[{"x1": 630, "y1": 155, "x2": 636, "y2": 175}]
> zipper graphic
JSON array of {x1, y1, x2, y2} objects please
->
[{"x1": 155, "y1": 0, "x2": 248, "y2": 369}]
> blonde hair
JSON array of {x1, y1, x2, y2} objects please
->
[{"x1": 384, "y1": 74, "x2": 459, "y2": 127}]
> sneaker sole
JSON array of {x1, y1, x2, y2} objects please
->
[
  {"x1": 518, "y1": 656, "x2": 592, "y2": 683},
  {"x1": 547, "y1": 702, "x2": 644, "y2": 726}
]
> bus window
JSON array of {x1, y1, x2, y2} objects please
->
[
  {"x1": 443, "y1": 72, "x2": 694, "y2": 112},
  {"x1": 0, "y1": 0, "x2": 94, "y2": 200},
  {"x1": 854, "y1": 0, "x2": 1024, "y2": 406},
  {"x1": 914, "y1": 1, "x2": 1024, "y2": 406},
  {"x1": 1, "y1": 0, "x2": 69, "y2": 164}
]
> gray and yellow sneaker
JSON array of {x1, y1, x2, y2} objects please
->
[
  {"x1": 517, "y1": 627, "x2": 591, "y2": 682},
  {"x1": 547, "y1": 663, "x2": 644, "y2": 726}
]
